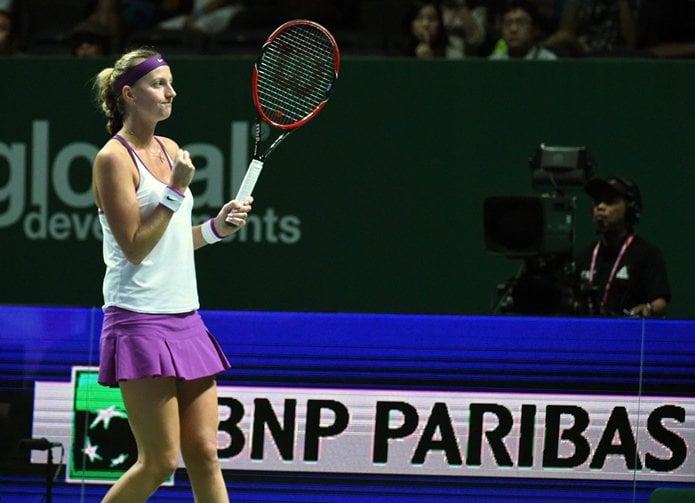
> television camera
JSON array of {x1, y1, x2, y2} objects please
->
[{"x1": 484, "y1": 144, "x2": 595, "y2": 315}]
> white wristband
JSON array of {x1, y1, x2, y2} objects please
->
[
  {"x1": 201, "y1": 218, "x2": 224, "y2": 244},
  {"x1": 159, "y1": 185, "x2": 185, "y2": 212}
]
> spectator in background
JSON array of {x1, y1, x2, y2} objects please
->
[
  {"x1": 157, "y1": 0, "x2": 244, "y2": 36},
  {"x1": 71, "y1": 18, "x2": 111, "y2": 57},
  {"x1": 472, "y1": 0, "x2": 508, "y2": 56},
  {"x1": 80, "y1": 0, "x2": 192, "y2": 49},
  {"x1": 489, "y1": 0, "x2": 557, "y2": 59},
  {"x1": 119, "y1": 0, "x2": 192, "y2": 34},
  {"x1": 402, "y1": 1, "x2": 449, "y2": 58},
  {"x1": 80, "y1": 0, "x2": 121, "y2": 46},
  {"x1": 440, "y1": 0, "x2": 486, "y2": 57},
  {"x1": 0, "y1": 2, "x2": 16, "y2": 56},
  {"x1": 474, "y1": 0, "x2": 556, "y2": 58},
  {"x1": 543, "y1": 0, "x2": 639, "y2": 57}
]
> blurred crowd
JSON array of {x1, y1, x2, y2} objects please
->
[
  {"x1": 401, "y1": 0, "x2": 695, "y2": 59},
  {"x1": 1, "y1": 0, "x2": 694, "y2": 59}
]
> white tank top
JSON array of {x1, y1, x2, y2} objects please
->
[{"x1": 98, "y1": 135, "x2": 199, "y2": 313}]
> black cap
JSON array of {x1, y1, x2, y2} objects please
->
[{"x1": 586, "y1": 176, "x2": 639, "y2": 201}]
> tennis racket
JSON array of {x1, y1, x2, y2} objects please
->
[{"x1": 234, "y1": 19, "x2": 340, "y2": 203}]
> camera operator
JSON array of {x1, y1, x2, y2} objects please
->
[{"x1": 575, "y1": 176, "x2": 671, "y2": 317}]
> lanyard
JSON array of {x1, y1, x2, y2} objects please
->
[{"x1": 589, "y1": 234, "x2": 635, "y2": 308}]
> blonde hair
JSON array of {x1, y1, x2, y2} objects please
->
[{"x1": 93, "y1": 47, "x2": 159, "y2": 135}]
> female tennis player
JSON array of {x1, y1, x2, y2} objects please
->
[{"x1": 91, "y1": 47, "x2": 250, "y2": 502}]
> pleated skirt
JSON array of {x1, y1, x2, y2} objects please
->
[{"x1": 98, "y1": 307, "x2": 231, "y2": 387}]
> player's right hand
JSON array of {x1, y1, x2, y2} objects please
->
[{"x1": 170, "y1": 149, "x2": 195, "y2": 190}]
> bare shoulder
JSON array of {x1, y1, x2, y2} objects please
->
[
  {"x1": 93, "y1": 138, "x2": 137, "y2": 184},
  {"x1": 95, "y1": 138, "x2": 130, "y2": 168},
  {"x1": 155, "y1": 136, "x2": 180, "y2": 158},
  {"x1": 92, "y1": 139, "x2": 138, "y2": 208}
]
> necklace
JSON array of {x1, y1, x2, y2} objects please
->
[
  {"x1": 123, "y1": 129, "x2": 164, "y2": 162},
  {"x1": 148, "y1": 145, "x2": 165, "y2": 163}
]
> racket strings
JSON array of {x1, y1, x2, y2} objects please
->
[
  {"x1": 259, "y1": 41, "x2": 333, "y2": 120},
  {"x1": 257, "y1": 25, "x2": 336, "y2": 125}
]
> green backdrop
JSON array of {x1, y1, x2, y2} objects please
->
[{"x1": 0, "y1": 56, "x2": 692, "y2": 318}]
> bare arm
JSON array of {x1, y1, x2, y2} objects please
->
[
  {"x1": 646, "y1": 41, "x2": 695, "y2": 58},
  {"x1": 543, "y1": 1, "x2": 579, "y2": 48},
  {"x1": 618, "y1": 0, "x2": 637, "y2": 48}
]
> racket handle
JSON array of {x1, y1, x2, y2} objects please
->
[{"x1": 235, "y1": 159, "x2": 264, "y2": 202}]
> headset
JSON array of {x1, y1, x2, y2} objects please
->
[{"x1": 609, "y1": 176, "x2": 642, "y2": 224}]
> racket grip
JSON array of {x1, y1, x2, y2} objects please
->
[{"x1": 235, "y1": 159, "x2": 264, "y2": 202}]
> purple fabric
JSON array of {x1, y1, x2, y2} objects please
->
[
  {"x1": 209, "y1": 218, "x2": 224, "y2": 240},
  {"x1": 98, "y1": 307, "x2": 231, "y2": 387},
  {"x1": 114, "y1": 54, "x2": 168, "y2": 93}
]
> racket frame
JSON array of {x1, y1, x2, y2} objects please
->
[
  {"x1": 234, "y1": 19, "x2": 340, "y2": 203},
  {"x1": 252, "y1": 19, "x2": 340, "y2": 133}
]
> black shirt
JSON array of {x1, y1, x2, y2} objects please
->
[{"x1": 574, "y1": 234, "x2": 671, "y2": 316}]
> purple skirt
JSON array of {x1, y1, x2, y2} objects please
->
[{"x1": 98, "y1": 307, "x2": 231, "y2": 387}]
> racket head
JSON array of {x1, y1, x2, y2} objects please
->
[{"x1": 252, "y1": 19, "x2": 340, "y2": 131}]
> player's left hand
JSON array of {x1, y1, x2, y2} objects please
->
[{"x1": 216, "y1": 197, "x2": 253, "y2": 236}]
